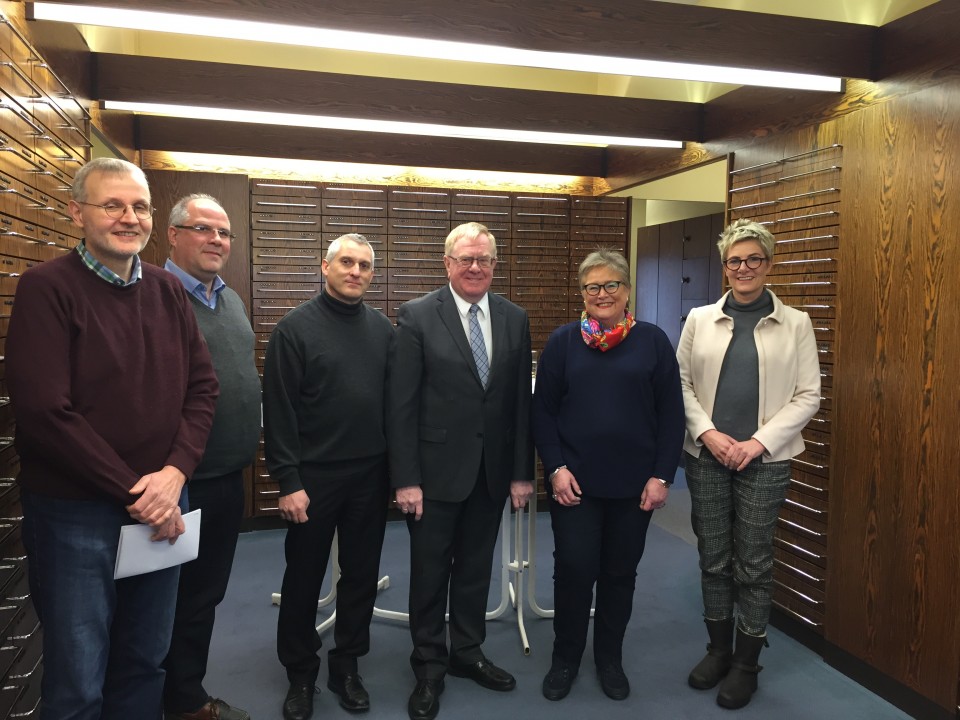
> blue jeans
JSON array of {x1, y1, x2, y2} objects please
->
[{"x1": 21, "y1": 491, "x2": 182, "y2": 720}]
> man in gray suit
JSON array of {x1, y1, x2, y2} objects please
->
[{"x1": 388, "y1": 222, "x2": 534, "y2": 720}]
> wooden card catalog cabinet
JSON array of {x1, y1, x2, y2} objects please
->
[
  {"x1": 728, "y1": 144, "x2": 841, "y2": 634},
  {"x1": 0, "y1": 11, "x2": 91, "y2": 718}
]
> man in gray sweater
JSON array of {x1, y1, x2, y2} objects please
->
[{"x1": 162, "y1": 194, "x2": 262, "y2": 720}]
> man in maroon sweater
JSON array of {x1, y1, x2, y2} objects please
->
[{"x1": 6, "y1": 157, "x2": 219, "y2": 720}]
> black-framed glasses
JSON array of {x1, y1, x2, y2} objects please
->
[
  {"x1": 724, "y1": 255, "x2": 766, "y2": 270},
  {"x1": 583, "y1": 280, "x2": 624, "y2": 295},
  {"x1": 77, "y1": 201, "x2": 154, "y2": 220},
  {"x1": 174, "y1": 224, "x2": 236, "y2": 240},
  {"x1": 447, "y1": 255, "x2": 495, "y2": 269}
]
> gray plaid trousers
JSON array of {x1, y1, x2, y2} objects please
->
[{"x1": 685, "y1": 450, "x2": 790, "y2": 636}]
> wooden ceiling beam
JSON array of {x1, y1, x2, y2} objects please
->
[
  {"x1": 135, "y1": 116, "x2": 609, "y2": 176},
  {"x1": 95, "y1": 53, "x2": 702, "y2": 141},
  {"x1": 38, "y1": 0, "x2": 875, "y2": 79}
]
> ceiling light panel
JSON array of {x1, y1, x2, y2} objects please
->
[
  {"x1": 103, "y1": 101, "x2": 683, "y2": 148},
  {"x1": 31, "y1": 3, "x2": 842, "y2": 92}
]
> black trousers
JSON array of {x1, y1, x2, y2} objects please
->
[
  {"x1": 407, "y1": 467, "x2": 504, "y2": 680},
  {"x1": 548, "y1": 494, "x2": 653, "y2": 670},
  {"x1": 277, "y1": 458, "x2": 389, "y2": 683},
  {"x1": 163, "y1": 470, "x2": 245, "y2": 713}
]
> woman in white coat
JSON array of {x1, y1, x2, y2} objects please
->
[{"x1": 677, "y1": 218, "x2": 820, "y2": 710}]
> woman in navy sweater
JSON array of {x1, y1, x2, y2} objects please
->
[{"x1": 532, "y1": 249, "x2": 684, "y2": 703}]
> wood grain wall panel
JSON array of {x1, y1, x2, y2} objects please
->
[
  {"x1": 137, "y1": 116, "x2": 606, "y2": 177},
  {"x1": 827, "y1": 79, "x2": 960, "y2": 712},
  {"x1": 70, "y1": 0, "x2": 874, "y2": 78}
]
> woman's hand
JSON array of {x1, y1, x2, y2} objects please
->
[
  {"x1": 550, "y1": 467, "x2": 582, "y2": 506},
  {"x1": 640, "y1": 477, "x2": 668, "y2": 511},
  {"x1": 700, "y1": 429, "x2": 737, "y2": 463},
  {"x1": 723, "y1": 438, "x2": 766, "y2": 471}
]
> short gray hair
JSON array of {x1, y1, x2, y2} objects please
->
[
  {"x1": 717, "y1": 218, "x2": 776, "y2": 261},
  {"x1": 71, "y1": 157, "x2": 148, "y2": 202},
  {"x1": 444, "y1": 222, "x2": 497, "y2": 257},
  {"x1": 577, "y1": 248, "x2": 631, "y2": 288},
  {"x1": 169, "y1": 193, "x2": 223, "y2": 228},
  {"x1": 327, "y1": 233, "x2": 375, "y2": 269}
]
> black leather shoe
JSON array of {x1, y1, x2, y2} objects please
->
[
  {"x1": 597, "y1": 663, "x2": 630, "y2": 700},
  {"x1": 165, "y1": 697, "x2": 251, "y2": 720},
  {"x1": 542, "y1": 663, "x2": 576, "y2": 701},
  {"x1": 408, "y1": 679, "x2": 444, "y2": 720},
  {"x1": 448, "y1": 659, "x2": 516, "y2": 691},
  {"x1": 327, "y1": 673, "x2": 370, "y2": 713},
  {"x1": 282, "y1": 682, "x2": 317, "y2": 720}
]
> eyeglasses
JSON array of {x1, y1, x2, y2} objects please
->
[
  {"x1": 447, "y1": 255, "x2": 495, "y2": 269},
  {"x1": 583, "y1": 281, "x2": 624, "y2": 296},
  {"x1": 724, "y1": 255, "x2": 766, "y2": 270},
  {"x1": 174, "y1": 224, "x2": 236, "y2": 240},
  {"x1": 77, "y1": 201, "x2": 154, "y2": 220}
]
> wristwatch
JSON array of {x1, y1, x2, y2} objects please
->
[{"x1": 655, "y1": 477, "x2": 673, "y2": 488}]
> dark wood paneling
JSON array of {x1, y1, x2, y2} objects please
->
[
  {"x1": 95, "y1": 53, "x2": 700, "y2": 142},
  {"x1": 136, "y1": 116, "x2": 605, "y2": 177},
  {"x1": 828, "y1": 79, "x2": 960, "y2": 712},
  {"x1": 47, "y1": 0, "x2": 874, "y2": 78},
  {"x1": 142, "y1": 170, "x2": 252, "y2": 317}
]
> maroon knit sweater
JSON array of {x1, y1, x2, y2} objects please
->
[{"x1": 6, "y1": 251, "x2": 219, "y2": 504}]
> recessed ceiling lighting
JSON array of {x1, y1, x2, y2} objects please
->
[
  {"x1": 103, "y1": 100, "x2": 685, "y2": 148},
  {"x1": 30, "y1": 3, "x2": 843, "y2": 92}
]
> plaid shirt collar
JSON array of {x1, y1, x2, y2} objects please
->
[{"x1": 76, "y1": 240, "x2": 142, "y2": 287}]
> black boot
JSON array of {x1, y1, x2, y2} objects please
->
[
  {"x1": 688, "y1": 618, "x2": 734, "y2": 689},
  {"x1": 716, "y1": 628, "x2": 767, "y2": 709}
]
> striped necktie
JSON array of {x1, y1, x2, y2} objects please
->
[{"x1": 468, "y1": 304, "x2": 490, "y2": 388}]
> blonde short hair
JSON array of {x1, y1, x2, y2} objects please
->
[{"x1": 717, "y1": 218, "x2": 775, "y2": 261}]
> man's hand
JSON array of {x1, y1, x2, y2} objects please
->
[
  {"x1": 510, "y1": 480, "x2": 533, "y2": 510},
  {"x1": 279, "y1": 489, "x2": 310, "y2": 524},
  {"x1": 127, "y1": 465, "x2": 186, "y2": 528},
  {"x1": 150, "y1": 506, "x2": 186, "y2": 544},
  {"x1": 395, "y1": 485, "x2": 424, "y2": 521}
]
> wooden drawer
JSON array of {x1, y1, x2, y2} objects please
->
[
  {"x1": 386, "y1": 266, "x2": 447, "y2": 286},
  {"x1": 774, "y1": 230, "x2": 839, "y2": 255},
  {"x1": 251, "y1": 230, "x2": 322, "y2": 249},
  {"x1": 511, "y1": 235, "x2": 569, "y2": 256},
  {"x1": 251, "y1": 281, "x2": 320, "y2": 299},
  {"x1": 386, "y1": 217, "x2": 450, "y2": 236},
  {"x1": 252, "y1": 264, "x2": 322, "y2": 282},
  {"x1": 251, "y1": 246, "x2": 322, "y2": 266},
  {"x1": 387, "y1": 284, "x2": 435, "y2": 303},
  {"x1": 250, "y1": 178, "x2": 322, "y2": 198},
  {"x1": 386, "y1": 250, "x2": 445, "y2": 267},
  {"x1": 386, "y1": 235, "x2": 446, "y2": 253},
  {"x1": 250, "y1": 195, "x2": 321, "y2": 215},
  {"x1": 252, "y1": 296, "x2": 312, "y2": 316},
  {"x1": 321, "y1": 216, "x2": 387, "y2": 235},
  {"x1": 251, "y1": 212, "x2": 321, "y2": 232},
  {"x1": 511, "y1": 298, "x2": 569, "y2": 318},
  {"x1": 571, "y1": 210, "x2": 628, "y2": 227}
]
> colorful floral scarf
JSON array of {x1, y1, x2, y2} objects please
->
[{"x1": 580, "y1": 310, "x2": 635, "y2": 351}]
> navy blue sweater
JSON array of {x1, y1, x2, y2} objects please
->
[{"x1": 532, "y1": 320, "x2": 684, "y2": 498}]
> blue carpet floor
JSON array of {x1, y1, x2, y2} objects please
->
[{"x1": 201, "y1": 503, "x2": 910, "y2": 720}]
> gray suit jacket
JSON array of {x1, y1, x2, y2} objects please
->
[{"x1": 387, "y1": 285, "x2": 533, "y2": 502}]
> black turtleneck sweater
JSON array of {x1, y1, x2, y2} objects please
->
[{"x1": 262, "y1": 291, "x2": 395, "y2": 496}]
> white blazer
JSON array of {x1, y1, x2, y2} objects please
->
[{"x1": 677, "y1": 290, "x2": 821, "y2": 462}]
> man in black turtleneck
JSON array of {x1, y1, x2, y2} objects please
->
[{"x1": 263, "y1": 234, "x2": 395, "y2": 720}]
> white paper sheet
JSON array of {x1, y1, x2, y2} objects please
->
[{"x1": 114, "y1": 509, "x2": 201, "y2": 579}]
